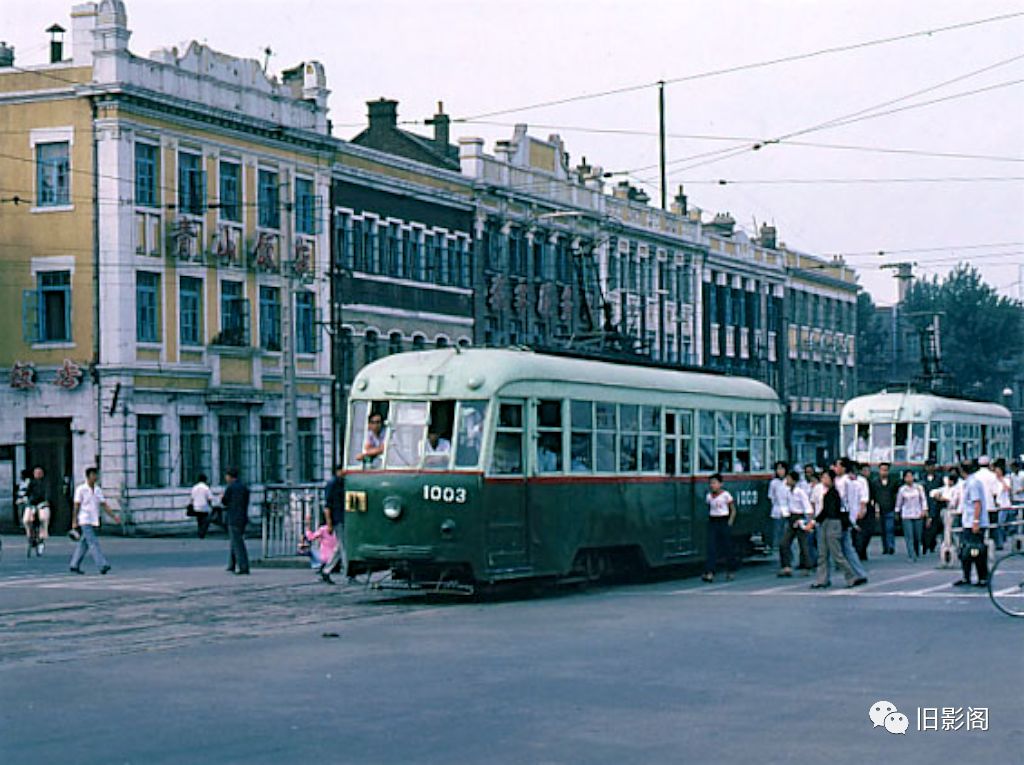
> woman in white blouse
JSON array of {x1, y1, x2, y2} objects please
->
[{"x1": 896, "y1": 470, "x2": 927, "y2": 561}]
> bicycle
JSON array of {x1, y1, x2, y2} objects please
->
[{"x1": 988, "y1": 550, "x2": 1024, "y2": 617}]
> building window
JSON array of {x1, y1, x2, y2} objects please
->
[
  {"x1": 36, "y1": 142, "x2": 69, "y2": 207},
  {"x1": 179, "y1": 276, "x2": 203, "y2": 347},
  {"x1": 259, "y1": 286, "x2": 281, "y2": 351},
  {"x1": 136, "y1": 271, "x2": 161, "y2": 343},
  {"x1": 218, "y1": 415, "x2": 252, "y2": 479},
  {"x1": 259, "y1": 416, "x2": 283, "y2": 484},
  {"x1": 180, "y1": 415, "x2": 209, "y2": 486},
  {"x1": 295, "y1": 177, "x2": 316, "y2": 235},
  {"x1": 137, "y1": 414, "x2": 168, "y2": 488},
  {"x1": 335, "y1": 214, "x2": 353, "y2": 270},
  {"x1": 218, "y1": 280, "x2": 249, "y2": 346},
  {"x1": 296, "y1": 291, "x2": 316, "y2": 354},
  {"x1": 258, "y1": 169, "x2": 280, "y2": 229},
  {"x1": 436, "y1": 336, "x2": 449, "y2": 349},
  {"x1": 388, "y1": 331, "x2": 403, "y2": 355},
  {"x1": 298, "y1": 418, "x2": 319, "y2": 483},
  {"x1": 412, "y1": 334, "x2": 426, "y2": 351},
  {"x1": 364, "y1": 330, "x2": 379, "y2": 365},
  {"x1": 177, "y1": 151, "x2": 204, "y2": 216},
  {"x1": 219, "y1": 161, "x2": 241, "y2": 222},
  {"x1": 134, "y1": 143, "x2": 159, "y2": 208},
  {"x1": 23, "y1": 270, "x2": 72, "y2": 344}
]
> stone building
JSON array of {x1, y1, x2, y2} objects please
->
[{"x1": 0, "y1": 1, "x2": 333, "y2": 530}]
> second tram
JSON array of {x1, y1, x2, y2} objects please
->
[{"x1": 840, "y1": 390, "x2": 1012, "y2": 468}]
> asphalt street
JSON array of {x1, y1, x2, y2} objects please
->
[{"x1": 0, "y1": 533, "x2": 1020, "y2": 765}]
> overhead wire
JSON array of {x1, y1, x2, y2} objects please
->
[{"x1": 454, "y1": 11, "x2": 1024, "y2": 121}]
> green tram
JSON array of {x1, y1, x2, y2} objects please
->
[{"x1": 343, "y1": 348, "x2": 784, "y2": 589}]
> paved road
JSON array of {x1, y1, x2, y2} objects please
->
[{"x1": 0, "y1": 534, "x2": 1020, "y2": 764}]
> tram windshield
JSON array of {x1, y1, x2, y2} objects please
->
[{"x1": 347, "y1": 399, "x2": 488, "y2": 470}]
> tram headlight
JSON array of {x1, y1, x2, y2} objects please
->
[{"x1": 382, "y1": 496, "x2": 403, "y2": 520}]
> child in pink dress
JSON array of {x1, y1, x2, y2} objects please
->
[{"x1": 305, "y1": 511, "x2": 340, "y2": 584}]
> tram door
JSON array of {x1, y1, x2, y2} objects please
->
[
  {"x1": 663, "y1": 410, "x2": 697, "y2": 558},
  {"x1": 485, "y1": 400, "x2": 531, "y2": 572}
]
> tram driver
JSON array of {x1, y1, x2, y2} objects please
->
[
  {"x1": 355, "y1": 411, "x2": 386, "y2": 468},
  {"x1": 423, "y1": 428, "x2": 452, "y2": 468}
]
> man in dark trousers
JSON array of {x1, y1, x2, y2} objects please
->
[
  {"x1": 921, "y1": 459, "x2": 944, "y2": 554},
  {"x1": 222, "y1": 467, "x2": 250, "y2": 575},
  {"x1": 323, "y1": 464, "x2": 346, "y2": 574},
  {"x1": 871, "y1": 462, "x2": 899, "y2": 555}
]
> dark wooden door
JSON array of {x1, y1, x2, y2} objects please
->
[{"x1": 25, "y1": 418, "x2": 73, "y2": 533}]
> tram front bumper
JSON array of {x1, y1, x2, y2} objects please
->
[{"x1": 357, "y1": 544, "x2": 438, "y2": 561}]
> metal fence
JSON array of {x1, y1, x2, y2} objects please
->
[
  {"x1": 260, "y1": 483, "x2": 323, "y2": 559},
  {"x1": 938, "y1": 505, "x2": 1024, "y2": 567}
]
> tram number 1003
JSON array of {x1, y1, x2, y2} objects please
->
[
  {"x1": 422, "y1": 485, "x2": 468, "y2": 504},
  {"x1": 735, "y1": 489, "x2": 759, "y2": 507}
]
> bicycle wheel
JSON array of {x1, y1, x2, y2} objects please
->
[{"x1": 988, "y1": 552, "x2": 1024, "y2": 617}]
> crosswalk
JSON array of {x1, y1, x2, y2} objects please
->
[
  {"x1": 665, "y1": 565, "x2": 994, "y2": 599},
  {"x1": 0, "y1": 573, "x2": 182, "y2": 594}
]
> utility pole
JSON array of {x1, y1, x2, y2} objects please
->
[
  {"x1": 281, "y1": 172, "x2": 298, "y2": 486},
  {"x1": 658, "y1": 80, "x2": 667, "y2": 211}
]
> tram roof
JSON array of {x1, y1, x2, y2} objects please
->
[
  {"x1": 351, "y1": 348, "x2": 781, "y2": 405},
  {"x1": 840, "y1": 391, "x2": 1011, "y2": 422}
]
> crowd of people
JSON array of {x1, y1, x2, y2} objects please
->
[{"x1": 704, "y1": 456, "x2": 1024, "y2": 589}]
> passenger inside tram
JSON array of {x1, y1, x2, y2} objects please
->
[
  {"x1": 423, "y1": 402, "x2": 455, "y2": 468},
  {"x1": 354, "y1": 405, "x2": 388, "y2": 467}
]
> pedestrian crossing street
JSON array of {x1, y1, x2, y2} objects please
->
[{"x1": 665, "y1": 564, "x2": 995, "y2": 599}]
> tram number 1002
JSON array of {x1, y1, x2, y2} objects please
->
[{"x1": 422, "y1": 485, "x2": 468, "y2": 504}]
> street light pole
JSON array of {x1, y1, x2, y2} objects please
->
[{"x1": 658, "y1": 80, "x2": 667, "y2": 211}]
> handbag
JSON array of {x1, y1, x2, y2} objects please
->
[{"x1": 185, "y1": 502, "x2": 197, "y2": 517}]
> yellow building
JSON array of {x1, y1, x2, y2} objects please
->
[{"x1": 0, "y1": 1, "x2": 334, "y2": 531}]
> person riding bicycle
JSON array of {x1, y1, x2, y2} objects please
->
[{"x1": 22, "y1": 466, "x2": 51, "y2": 558}]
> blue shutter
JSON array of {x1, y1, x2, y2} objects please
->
[{"x1": 22, "y1": 289, "x2": 39, "y2": 343}]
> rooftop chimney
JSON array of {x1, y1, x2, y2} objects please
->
[
  {"x1": 707, "y1": 212, "x2": 736, "y2": 237},
  {"x1": 47, "y1": 23, "x2": 65, "y2": 64},
  {"x1": 758, "y1": 223, "x2": 777, "y2": 249},
  {"x1": 425, "y1": 101, "x2": 450, "y2": 153},
  {"x1": 367, "y1": 98, "x2": 398, "y2": 131},
  {"x1": 0, "y1": 42, "x2": 13, "y2": 68},
  {"x1": 670, "y1": 184, "x2": 688, "y2": 216}
]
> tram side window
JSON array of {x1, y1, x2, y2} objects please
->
[
  {"x1": 570, "y1": 400, "x2": 593, "y2": 473},
  {"x1": 423, "y1": 401, "x2": 455, "y2": 470},
  {"x1": 536, "y1": 399, "x2": 563, "y2": 474},
  {"x1": 872, "y1": 423, "x2": 892, "y2": 463},
  {"x1": 347, "y1": 400, "x2": 368, "y2": 467},
  {"x1": 855, "y1": 424, "x2": 870, "y2": 459},
  {"x1": 928, "y1": 422, "x2": 939, "y2": 464},
  {"x1": 491, "y1": 401, "x2": 524, "y2": 475},
  {"x1": 734, "y1": 413, "x2": 750, "y2": 473},
  {"x1": 664, "y1": 410, "x2": 693, "y2": 475},
  {"x1": 595, "y1": 402, "x2": 616, "y2": 472},
  {"x1": 842, "y1": 424, "x2": 855, "y2": 459},
  {"x1": 349, "y1": 400, "x2": 389, "y2": 468},
  {"x1": 750, "y1": 414, "x2": 766, "y2": 472},
  {"x1": 640, "y1": 405, "x2": 661, "y2": 472},
  {"x1": 619, "y1": 404, "x2": 639, "y2": 472},
  {"x1": 698, "y1": 410, "x2": 715, "y2": 472},
  {"x1": 385, "y1": 401, "x2": 428, "y2": 468},
  {"x1": 454, "y1": 401, "x2": 487, "y2": 468},
  {"x1": 716, "y1": 411, "x2": 734, "y2": 472},
  {"x1": 909, "y1": 423, "x2": 925, "y2": 462},
  {"x1": 894, "y1": 423, "x2": 908, "y2": 463}
]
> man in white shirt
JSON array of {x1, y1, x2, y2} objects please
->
[
  {"x1": 190, "y1": 473, "x2": 215, "y2": 539},
  {"x1": 69, "y1": 467, "x2": 120, "y2": 575},
  {"x1": 954, "y1": 459, "x2": 991, "y2": 586},
  {"x1": 778, "y1": 470, "x2": 813, "y2": 576},
  {"x1": 835, "y1": 459, "x2": 868, "y2": 583},
  {"x1": 768, "y1": 461, "x2": 790, "y2": 554},
  {"x1": 423, "y1": 429, "x2": 452, "y2": 468}
]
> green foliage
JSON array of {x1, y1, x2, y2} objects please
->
[{"x1": 902, "y1": 264, "x2": 1023, "y2": 399}]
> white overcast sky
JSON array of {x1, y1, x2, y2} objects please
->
[{"x1": 7, "y1": 0, "x2": 1024, "y2": 305}]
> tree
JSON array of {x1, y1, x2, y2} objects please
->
[
  {"x1": 902, "y1": 264, "x2": 1024, "y2": 400},
  {"x1": 856, "y1": 289, "x2": 888, "y2": 394}
]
